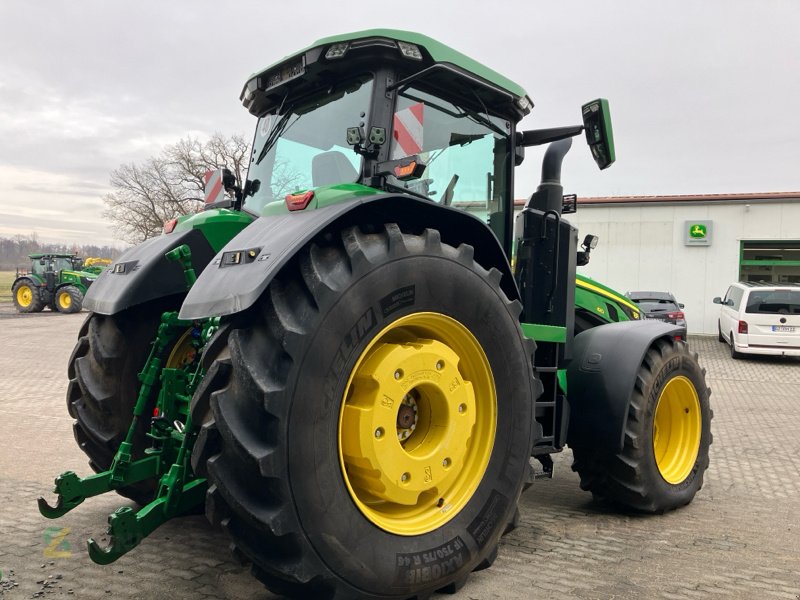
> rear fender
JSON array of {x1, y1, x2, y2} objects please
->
[
  {"x1": 179, "y1": 194, "x2": 517, "y2": 319},
  {"x1": 566, "y1": 320, "x2": 683, "y2": 453},
  {"x1": 84, "y1": 228, "x2": 216, "y2": 315}
]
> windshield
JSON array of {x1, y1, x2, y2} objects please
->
[
  {"x1": 244, "y1": 75, "x2": 373, "y2": 213},
  {"x1": 386, "y1": 86, "x2": 511, "y2": 241},
  {"x1": 52, "y1": 258, "x2": 74, "y2": 272},
  {"x1": 745, "y1": 290, "x2": 800, "y2": 314}
]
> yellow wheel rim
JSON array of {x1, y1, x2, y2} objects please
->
[
  {"x1": 166, "y1": 330, "x2": 196, "y2": 369},
  {"x1": 16, "y1": 285, "x2": 33, "y2": 307},
  {"x1": 653, "y1": 375, "x2": 702, "y2": 484},
  {"x1": 338, "y1": 312, "x2": 496, "y2": 536},
  {"x1": 58, "y1": 291, "x2": 72, "y2": 309}
]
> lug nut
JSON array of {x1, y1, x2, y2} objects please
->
[
  {"x1": 375, "y1": 427, "x2": 384, "y2": 438},
  {"x1": 401, "y1": 472, "x2": 410, "y2": 483},
  {"x1": 435, "y1": 360, "x2": 444, "y2": 371},
  {"x1": 394, "y1": 369, "x2": 403, "y2": 380}
]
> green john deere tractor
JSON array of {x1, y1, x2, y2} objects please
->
[
  {"x1": 12, "y1": 253, "x2": 102, "y2": 314},
  {"x1": 39, "y1": 30, "x2": 711, "y2": 599}
]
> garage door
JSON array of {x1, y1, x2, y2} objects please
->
[{"x1": 739, "y1": 240, "x2": 800, "y2": 283}]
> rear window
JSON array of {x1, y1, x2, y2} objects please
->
[
  {"x1": 634, "y1": 299, "x2": 680, "y2": 313},
  {"x1": 744, "y1": 290, "x2": 800, "y2": 314}
]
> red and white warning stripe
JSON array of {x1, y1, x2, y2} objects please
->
[
  {"x1": 391, "y1": 102, "x2": 424, "y2": 160},
  {"x1": 203, "y1": 169, "x2": 225, "y2": 204}
]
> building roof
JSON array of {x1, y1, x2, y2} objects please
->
[
  {"x1": 512, "y1": 192, "x2": 800, "y2": 208},
  {"x1": 576, "y1": 192, "x2": 800, "y2": 206}
]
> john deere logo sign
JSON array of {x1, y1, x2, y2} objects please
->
[
  {"x1": 689, "y1": 224, "x2": 707, "y2": 239},
  {"x1": 684, "y1": 220, "x2": 712, "y2": 246}
]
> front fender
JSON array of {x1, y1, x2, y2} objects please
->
[
  {"x1": 179, "y1": 194, "x2": 517, "y2": 320},
  {"x1": 566, "y1": 320, "x2": 683, "y2": 453}
]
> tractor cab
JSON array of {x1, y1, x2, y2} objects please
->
[
  {"x1": 240, "y1": 30, "x2": 537, "y2": 256},
  {"x1": 238, "y1": 30, "x2": 612, "y2": 261}
]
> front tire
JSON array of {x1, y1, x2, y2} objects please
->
[
  {"x1": 571, "y1": 338, "x2": 712, "y2": 513},
  {"x1": 55, "y1": 285, "x2": 83, "y2": 313},
  {"x1": 195, "y1": 224, "x2": 537, "y2": 599}
]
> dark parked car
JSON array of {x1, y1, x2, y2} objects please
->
[{"x1": 626, "y1": 291, "x2": 687, "y2": 339}]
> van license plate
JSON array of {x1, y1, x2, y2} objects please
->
[{"x1": 772, "y1": 325, "x2": 795, "y2": 333}]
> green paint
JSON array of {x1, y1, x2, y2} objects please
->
[
  {"x1": 557, "y1": 370, "x2": 568, "y2": 394},
  {"x1": 245, "y1": 28, "x2": 530, "y2": 107},
  {"x1": 172, "y1": 208, "x2": 254, "y2": 253},
  {"x1": 260, "y1": 183, "x2": 382, "y2": 216},
  {"x1": 741, "y1": 259, "x2": 800, "y2": 266},
  {"x1": 688, "y1": 223, "x2": 707, "y2": 239},
  {"x1": 521, "y1": 322, "x2": 567, "y2": 343},
  {"x1": 575, "y1": 274, "x2": 640, "y2": 321}
]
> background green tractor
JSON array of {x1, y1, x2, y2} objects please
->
[
  {"x1": 12, "y1": 253, "x2": 103, "y2": 314},
  {"x1": 40, "y1": 30, "x2": 711, "y2": 600}
]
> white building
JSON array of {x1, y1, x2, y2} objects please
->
[{"x1": 560, "y1": 192, "x2": 800, "y2": 335}]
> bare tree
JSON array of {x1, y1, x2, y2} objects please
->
[{"x1": 103, "y1": 133, "x2": 251, "y2": 243}]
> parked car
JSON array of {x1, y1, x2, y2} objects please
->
[
  {"x1": 713, "y1": 282, "x2": 800, "y2": 359},
  {"x1": 626, "y1": 291, "x2": 687, "y2": 339}
]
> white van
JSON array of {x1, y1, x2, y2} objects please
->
[{"x1": 713, "y1": 282, "x2": 800, "y2": 358}]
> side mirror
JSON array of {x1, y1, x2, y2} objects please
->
[
  {"x1": 679, "y1": 303, "x2": 685, "y2": 309},
  {"x1": 712, "y1": 297, "x2": 722, "y2": 304},
  {"x1": 581, "y1": 99, "x2": 616, "y2": 170}
]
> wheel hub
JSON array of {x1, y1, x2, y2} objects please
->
[
  {"x1": 338, "y1": 312, "x2": 496, "y2": 536},
  {"x1": 653, "y1": 375, "x2": 702, "y2": 484},
  {"x1": 17, "y1": 286, "x2": 32, "y2": 307}
]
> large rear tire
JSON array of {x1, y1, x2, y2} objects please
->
[
  {"x1": 67, "y1": 299, "x2": 185, "y2": 503},
  {"x1": 571, "y1": 338, "x2": 712, "y2": 513},
  {"x1": 12, "y1": 278, "x2": 44, "y2": 313},
  {"x1": 193, "y1": 224, "x2": 537, "y2": 599}
]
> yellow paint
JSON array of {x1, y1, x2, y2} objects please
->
[
  {"x1": 58, "y1": 291, "x2": 72, "y2": 309},
  {"x1": 653, "y1": 375, "x2": 702, "y2": 484},
  {"x1": 576, "y1": 278, "x2": 640, "y2": 315},
  {"x1": 338, "y1": 312, "x2": 496, "y2": 535},
  {"x1": 16, "y1": 284, "x2": 33, "y2": 307}
]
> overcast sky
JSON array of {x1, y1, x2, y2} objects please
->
[{"x1": 1, "y1": 0, "x2": 798, "y2": 246}]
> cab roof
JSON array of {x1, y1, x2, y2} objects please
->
[{"x1": 241, "y1": 29, "x2": 533, "y2": 119}]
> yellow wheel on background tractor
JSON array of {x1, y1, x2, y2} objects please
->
[
  {"x1": 54, "y1": 286, "x2": 83, "y2": 314},
  {"x1": 12, "y1": 278, "x2": 44, "y2": 313}
]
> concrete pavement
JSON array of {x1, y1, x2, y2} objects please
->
[{"x1": 1, "y1": 306, "x2": 798, "y2": 599}]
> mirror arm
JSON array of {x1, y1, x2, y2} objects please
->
[{"x1": 517, "y1": 125, "x2": 584, "y2": 148}]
